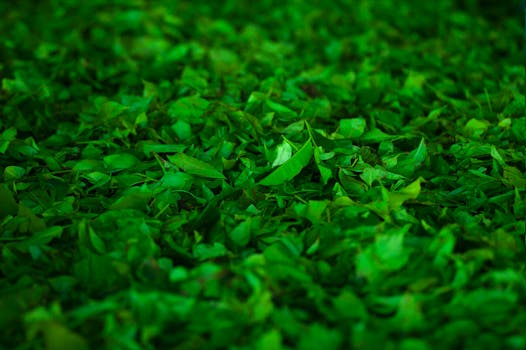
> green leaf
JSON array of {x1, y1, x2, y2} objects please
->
[
  {"x1": 339, "y1": 118, "x2": 366, "y2": 138},
  {"x1": 40, "y1": 321, "x2": 89, "y2": 350},
  {"x1": 303, "y1": 98, "x2": 332, "y2": 119},
  {"x1": 259, "y1": 139, "x2": 313, "y2": 186},
  {"x1": 256, "y1": 329, "x2": 283, "y2": 350},
  {"x1": 141, "y1": 143, "x2": 186, "y2": 156},
  {"x1": 89, "y1": 228, "x2": 106, "y2": 254},
  {"x1": 391, "y1": 138, "x2": 427, "y2": 177},
  {"x1": 82, "y1": 172, "x2": 111, "y2": 187},
  {"x1": 2, "y1": 77, "x2": 29, "y2": 95},
  {"x1": 429, "y1": 226, "x2": 457, "y2": 268},
  {"x1": 229, "y1": 218, "x2": 252, "y2": 247},
  {"x1": 356, "y1": 225, "x2": 412, "y2": 283},
  {"x1": 390, "y1": 294, "x2": 425, "y2": 332},
  {"x1": 25, "y1": 226, "x2": 64, "y2": 246},
  {"x1": 110, "y1": 186, "x2": 153, "y2": 211},
  {"x1": 388, "y1": 177, "x2": 423, "y2": 211},
  {"x1": 511, "y1": 117, "x2": 526, "y2": 142},
  {"x1": 313, "y1": 146, "x2": 332, "y2": 185},
  {"x1": 298, "y1": 323, "x2": 342, "y2": 350},
  {"x1": 503, "y1": 166, "x2": 526, "y2": 189},
  {"x1": 490, "y1": 145, "x2": 506, "y2": 167},
  {"x1": 272, "y1": 141, "x2": 293, "y2": 167},
  {"x1": 158, "y1": 171, "x2": 193, "y2": 190},
  {"x1": 463, "y1": 118, "x2": 490, "y2": 139},
  {"x1": 360, "y1": 128, "x2": 397, "y2": 143},
  {"x1": 401, "y1": 70, "x2": 427, "y2": 96},
  {"x1": 180, "y1": 66, "x2": 209, "y2": 92},
  {"x1": 0, "y1": 184, "x2": 18, "y2": 218},
  {"x1": 374, "y1": 224, "x2": 411, "y2": 270},
  {"x1": 265, "y1": 99, "x2": 297, "y2": 119},
  {"x1": 193, "y1": 242, "x2": 228, "y2": 261},
  {"x1": 73, "y1": 159, "x2": 104, "y2": 172},
  {"x1": 3, "y1": 166, "x2": 25, "y2": 181},
  {"x1": 97, "y1": 100, "x2": 128, "y2": 119},
  {"x1": 360, "y1": 165, "x2": 405, "y2": 187},
  {"x1": 210, "y1": 48, "x2": 241, "y2": 75},
  {"x1": 249, "y1": 290, "x2": 274, "y2": 322},
  {"x1": 332, "y1": 290, "x2": 367, "y2": 320},
  {"x1": 103, "y1": 153, "x2": 139, "y2": 172},
  {"x1": 172, "y1": 120, "x2": 192, "y2": 140},
  {"x1": 167, "y1": 153, "x2": 225, "y2": 179},
  {"x1": 1, "y1": 2, "x2": 525, "y2": 348},
  {"x1": 48, "y1": 276, "x2": 77, "y2": 294},
  {"x1": 168, "y1": 96, "x2": 210, "y2": 120},
  {"x1": 0, "y1": 127, "x2": 17, "y2": 154},
  {"x1": 294, "y1": 200, "x2": 328, "y2": 225}
]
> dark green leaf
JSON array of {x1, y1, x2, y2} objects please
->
[{"x1": 168, "y1": 153, "x2": 225, "y2": 179}]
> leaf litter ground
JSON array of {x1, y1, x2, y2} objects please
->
[{"x1": 0, "y1": 1, "x2": 525, "y2": 349}]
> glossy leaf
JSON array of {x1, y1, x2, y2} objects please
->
[
  {"x1": 272, "y1": 141, "x2": 293, "y2": 167},
  {"x1": 259, "y1": 139, "x2": 313, "y2": 186}
]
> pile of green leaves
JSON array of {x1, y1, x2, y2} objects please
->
[{"x1": 1, "y1": 0, "x2": 525, "y2": 349}]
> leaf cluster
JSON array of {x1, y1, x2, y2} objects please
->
[{"x1": 1, "y1": 1, "x2": 525, "y2": 349}]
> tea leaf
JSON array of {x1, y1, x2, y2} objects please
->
[
  {"x1": 168, "y1": 153, "x2": 225, "y2": 179},
  {"x1": 259, "y1": 139, "x2": 313, "y2": 186}
]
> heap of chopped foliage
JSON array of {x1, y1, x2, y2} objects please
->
[{"x1": 1, "y1": 1, "x2": 525, "y2": 349}]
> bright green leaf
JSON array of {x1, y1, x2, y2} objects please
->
[
  {"x1": 463, "y1": 118, "x2": 490, "y2": 139},
  {"x1": 259, "y1": 139, "x2": 313, "y2": 186},
  {"x1": 340, "y1": 118, "x2": 366, "y2": 138},
  {"x1": 272, "y1": 142, "x2": 292, "y2": 167},
  {"x1": 388, "y1": 177, "x2": 423, "y2": 211}
]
